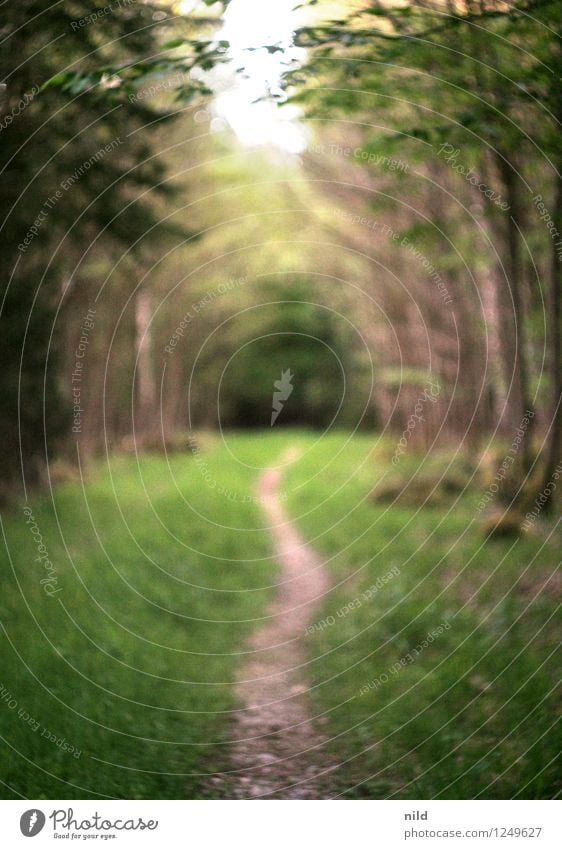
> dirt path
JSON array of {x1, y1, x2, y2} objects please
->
[{"x1": 208, "y1": 448, "x2": 338, "y2": 799}]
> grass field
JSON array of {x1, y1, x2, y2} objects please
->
[
  {"x1": 0, "y1": 431, "x2": 559, "y2": 799},
  {"x1": 284, "y1": 432, "x2": 561, "y2": 799},
  {"x1": 0, "y1": 436, "x2": 280, "y2": 799}
]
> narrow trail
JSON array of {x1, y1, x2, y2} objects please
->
[{"x1": 209, "y1": 448, "x2": 339, "y2": 799}]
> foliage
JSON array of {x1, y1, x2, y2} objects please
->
[
  {"x1": 285, "y1": 0, "x2": 562, "y2": 507},
  {"x1": 0, "y1": 1, "x2": 228, "y2": 492}
]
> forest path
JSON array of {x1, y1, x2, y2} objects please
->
[{"x1": 209, "y1": 447, "x2": 339, "y2": 799}]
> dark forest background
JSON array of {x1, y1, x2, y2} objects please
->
[{"x1": 1, "y1": 1, "x2": 560, "y2": 526}]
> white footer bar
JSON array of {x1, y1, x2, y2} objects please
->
[{"x1": 1, "y1": 799, "x2": 558, "y2": 848}]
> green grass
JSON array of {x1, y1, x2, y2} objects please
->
[
  {"x1": 0, "y1": 435, "x2": 285, "y2": 799},
  {"x1": 1, "y1": 430, "x2": 559, "y2": 800},
  {"x1": 283, "y1": 432, "x2": 561, "y2": 799}
]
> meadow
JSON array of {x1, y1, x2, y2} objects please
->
[
  {"x1": 0, "y1": 431, "x2": 559, "y2": 798},
  {"x1": 285, "y1": 433, "x2": 561, "y2": 799},
  {"x1": 0, "y1": 438, "x2": 276, "y2": 799}
]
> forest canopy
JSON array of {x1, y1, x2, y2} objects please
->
[{"x1": 0, "y1": 0, "x2": 559, "y2": 522}]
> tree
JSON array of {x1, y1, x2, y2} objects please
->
[
  {"x1": 287, "y1": 0, "x2": 561, "y2": 514},
  {"x1": 0, "y1": 1, "x2": 228, "y2": 494}
]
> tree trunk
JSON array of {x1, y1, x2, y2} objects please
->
[
  {"x1": 533, "y1": 31, "x2": 562, "y2": 512},
  {"x1": 537, "y1": 168, "x2": 562, "y2": 510},
  {"x1": 492, "y1": 151, "x2": 535, "y2": 497},
  {"x1": 135, "y1": 287, "x2": 157, "y2": 440}
]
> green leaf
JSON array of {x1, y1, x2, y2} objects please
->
[{"x1": 163, "y1": 38, "x2": 186, "y2": 50}]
